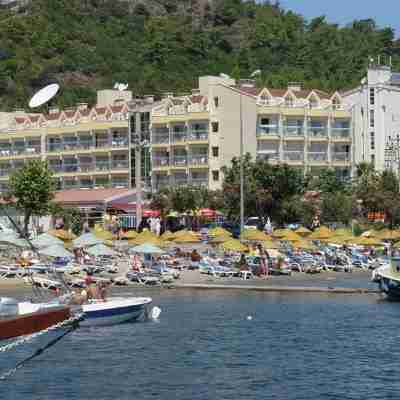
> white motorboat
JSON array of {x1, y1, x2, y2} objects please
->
[{"x1": 80, "y1": 297, "x2": 152, "y2": 327}]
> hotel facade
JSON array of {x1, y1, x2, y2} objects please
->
[{"x1": 0, "y1": 75, "x2": 353, "y2": 194}]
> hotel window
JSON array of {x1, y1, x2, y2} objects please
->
[
  {"x1": 212, "y1": 170, "x2": 219, "y2": 181},
  {"x1": 214, "y1": 97, "x2": 219, "y2": 108},
  {"x1": 212, "y1": 147, "x2": 219, "y2": 157},
  {"x1": 370, "y1": 109, "x2": 375, "y2": 128},
  {"x1": 369, "y1": 88, "x2": 375, "y2": 105},
  {"x1": 371, "y1": 154, "x2": 375, "y2": 166},
  {"x1": 370, "y1": 132, "x2": 375, "y2": 150},
  {"x1": 211, "y1": 122, "x2": 219, "y2": 133}
]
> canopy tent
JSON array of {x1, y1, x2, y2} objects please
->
[
  {"x1": 129, "y1": 243, "x2": 165, "y2": 254},
  {"x1": 39, "y1": 244, "x2": 73, "y2": 258},
  {"x1": 73, "y1": 232, "x2": 103, "y2": 248},
  {"x1": 86, "y1": 243, "x2": 116, "y2": 257},
  {"x1": 32, "y1": 233, "x2": 64, "y2": 248}
]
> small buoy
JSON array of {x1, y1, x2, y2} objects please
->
[
  {"x1": 247, "y1": 315, "x2": 253, "y2": 321},
  {"x1": 151, "y1": 306, "x2": 161, "y2": 320}
]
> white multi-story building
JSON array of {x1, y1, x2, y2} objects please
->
[{"x1": 343, "y1": 61, "x2": 400, "y2": 171}]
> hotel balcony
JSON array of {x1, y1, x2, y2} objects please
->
[
  {"x1": 153, "y1": 174, "x2": 170, "y2": 191},
  {"x1": 0, "y1": 143, "x2": 41, "y2": 157},
  {"x1": 283, "y1": 125, "x2": 304, "y2": 137},
  {"x1": 188, "y1": 130, "x2": 209, "y2": 142},
  {"x1": 111, "y1": 160, "x2": 129, "y2": 170},
  {"x1": 331, "y1": 127, "x2": 351, "y2": 140},
  {"x1": 189, "y1": 154, "x2": 208, "y2": 166},
  {"x1": 152, "y1": 157, "x2": 170, "y2": 169},
  {"x1": 190, "y1": 176, "x2": 208, "y2": 186},
  {"x1": 152, "y1": 134, "x2": 170, "y2": 145},
  {"x1": 308, "y1": 152, "x2": 328, "y2": 163},
  {"x1": 0, "y1": 168, "x2": 10, "y2": 177},
  {"x1": 111, "y1": 178, "x2": 129, "y2": 188},
  {"x1": 257, "y1": 125, "x2": 279, "y2": 137},
  {"x1": 172, "y1": 155, "x2": 187, "y2": 167},
  {"x1": 172, "y1": 173, "x2": 188, "y2": 186},
  {"x1": 308, "y1": 126, "x2": 328, "y2": 139},
  {"x1": 171, "y1": 132, "x2": 187, "y2": 144},
  {"x1": 332, "y1": 152, "x2": 351, "y2": 163},
  {"x1": 283, "y1": 151, "x2": 304, "y2": 162},
  {"x1": 94, "y1": 161, "x2": 110, "y2": 172}
]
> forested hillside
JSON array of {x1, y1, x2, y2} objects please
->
[{"x1": 0, "y1": 0, "x2": 399, "y2": 109}]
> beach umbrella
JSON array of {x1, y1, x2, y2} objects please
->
[
  {"x1": 32, "y1": 233, "x2": 64, "y2": 248},
  {"x1": 86, "y1": 243, "x2": 116, "y2": 257},
  {"x1": 73, "y1": 232, "x2": 103, "y2": 248},
  {"x1": 160, "y1": 230, "x2": 174, "y2": 240},
  {"x1": 39, "y1": 244, "x2": 73, "y2": 258},
  {"x1": 129, "y1": 243, "x2": 165, "y2": 254},
  {"x1": 208, "y1": 227, "x2": 232, "y2": 237},
  {"x1": 308, "y1": 226, "x2": 333, "y2": 240},
  {"x1": 321, "y1": 235, "x2": 353, "y2": 245},
  {"x1": 348, "y1": 237, "x2": 383, "y2": 246},
  {"x1": 361, "y1": 229, "x2": 380, "y2": 238},
  {"x1": 173, "y1": 233, "x2": 201, "y2": 244},
  {"x1": 121, "y1": 230, "x2": 138, "y2": 239},
  {"x1": 376, "y1": 229, "x2": 400, "y2": 241},
  {"x1": 240, "y1": 229, "x2": 270, "y2": 241},
  {"x1": 262, "y1": 240, "x2": 280, "y2": 249},
  {"x1": 171, "y1": 230, "x2": 201, "y2": 239},
  {"x1": 333, "y1": 228, "x2": 352, "y2": 237},
  {"x1": 295, "y1": 226, "x2": 311, "y2": 236},
  {"x1": 130, "y1": 235, "x2": 165, "y2": 247},
  {"x1": 48, "y1": 229, "x2": 77, "y2": 241},
  {"x1": 208, "y1": 235, "x2": 231, "y2": 244},
  {"x1": 279, "y1": 231, "x2": 303, "y2": 242},
  {"x1": 292, "y1": 240, "x2": 317, "y2": 251},
  {"x1": 272, "y1": 228, "x2": 293, "y2": 238},
  {"x1": 221, "y1": 239, "x2": 248, "y2": 252}
]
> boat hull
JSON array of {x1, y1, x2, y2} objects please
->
[
  {"x1": 0, "y1": 307, "x2": 71, "y2": 340},
  {"x1": 80, "y1": 297, "x2": 152, "y2": 327}
]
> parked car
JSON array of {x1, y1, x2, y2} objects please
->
[{"x1": 244, "y1": 217, "x2": 261, "y2": 230}]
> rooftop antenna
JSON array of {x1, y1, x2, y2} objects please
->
[{"x1": 28, "y1": 83, "x2": 60, "y2": 109}]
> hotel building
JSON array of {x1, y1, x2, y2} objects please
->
[
  {"x1": 0, "y1": 90, "x2": 156, "y2": 193},
  {"x1": 151, "y1": 75, "x2": 353, "y2": 192}
]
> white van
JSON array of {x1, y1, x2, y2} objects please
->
[{"x1": 244, "y1": 217, "x2": 260, "y2": 230}]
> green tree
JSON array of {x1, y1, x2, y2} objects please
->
[
  {"x1": 48, "y1": 203, "x2": 83, "y2": 235},
  {"x1": 8, "y1": 160, "x2": 55, "y2": 237}
]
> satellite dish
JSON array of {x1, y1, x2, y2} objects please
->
[
  {"x1": 219, "y1": 73, "x2": 230, "y2": 79},
  {"x1": 251, "y1": 69, "x2": 261, "y2": 77},
  {"x1": 29, "y1": 83, "x2": 60, "y2": 108}
]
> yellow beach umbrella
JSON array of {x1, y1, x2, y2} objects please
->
[
  {"x1": 209, "y1": 235, "x2": 231, "y2": 244},
  {"x1": 48, "y1": 229, "x2": 77, "y2": 241},
  {"x1": 308, "y1": 226, "x2": 333, "y2": 240},
  {"x1": 221, "y1": 239, "x2": 248, "y2": 252},
  {"x1": 94, "y1": 230, "x2": 115, "y2": 241},
  {"x1": 262, "y1": 240, "x2": 280, "y2": 249},
  {"x1": 279, "y1": 231, "x2": 303, "y2": 242},
  {"x1": 334, "y1": 228, "x2": 352, "y2": 237},
  {"x1": 349, "y1": 237, "x2": 383, "y2": 246},
  {"x1": 174, "y1": 235, "x2": 201, "y2": 244},
  {"x1": 121, "y1": 230, "x2": 138, "y2": 239},
  {"x1": 130, "y1": 236, "x2": 165, "y2": 247},
  {"x1": 160, "y1": 230, "x2": 174, "y2": 240},
  {"x1": 208, "y1": 227, "x2": 232, "y2": 237},
  {"x1": 292, "y1": 240, "x2": 317, "y2": 251},
  {"x1": 240, "y1": 229, "x2": 271, "y2": 241},
  {"x1": 295, "y1": 226, "x2": 311, "y2": 236},
  {"x1": 376, "y1": 229, "x2": 400, "y2": 241},
  {"x1": 272, "y1": 229, "x2": 293, "y2": 238}
]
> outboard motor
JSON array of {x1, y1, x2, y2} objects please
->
[{"x1": 0, "y1": 297, "x2": 19, "y2": 318}]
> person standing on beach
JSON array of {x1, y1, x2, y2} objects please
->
[{"x1": 258, "y1": 244, "x2": 269, "y2": 279}]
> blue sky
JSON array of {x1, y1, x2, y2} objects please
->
[{"x1": 280, "y1": 0, "x2": 400, "y2": 37}]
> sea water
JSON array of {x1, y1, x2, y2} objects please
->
[{"x1": 1, "y1": 283, "x2": 399, "y2": 399}]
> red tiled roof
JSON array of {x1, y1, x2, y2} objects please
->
[
  {"x1": 110, "y1": 105, "x2": 123, "y2": 113},
  {"x1": 190, "y1": 95, "x2": 204, "y2": 104},
  {"x1": 54, "y1": 188, "x2": 134, "y2": 205},
  {"x1": 46, "y1": 113, "x2": 61, "y2": 121},
  {"x1": 268, "y1": 89, "x2": 287, "y2": 97},
  {"x1": 95, "y1": 107, "x2": 106, "y2": 115},
  {"x1": 15, "y1": 117, "x2": 27, "y2": 124}
]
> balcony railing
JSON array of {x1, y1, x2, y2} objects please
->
[
  {"x1": 257, "y1": 153, "x2": 280, "y2": 162},
  {"x1": 171, "y1": 133, "x2": 187, "y2": 143},
  {"x1": 257, "y1": 125, "x2": 279, "y2": 136},
  {"x1": 308, "y1": 152, "x2": 328, "y2": 162},
  {"x1": 152, "y1": 157, "x2": 170, "y2": 167},
  {"x1": 172, "y1": 156, "x2": 187, "y2": 166},
  {"x1": 172, "y1": 176, "x2": 188, "y2": 186},
  {"x1": 0, "y1": 146, "x2": 41, "y2": 156},
  {"x1": 49, "y1": 164, "x2": 63, "y2": 173},
  {"x1": 0, "y1": 169, "x2": 10, "y2": 177},
  {"x1": 95, "y1": 161, "x2": 110, "y2": 171},
  {"x1": 63, "y1": 180, "x2": 78, "y2": 189},
  {"x1": 308, "y1": 128, "x2": 328, "y2": 138},
  {"x1": 63, "y1": 164, "x2": 79, "y2": 173},
  {"x1": 191, "y1": 178, "x2": 208, "y2": 186},
  {"x1": 283, "y1": 126, "x2": 304, "y2": 136},
  {"x1": 331, "y1": 127, "x2": 351, "y2": 138},
  {"x1": 189, "y1": 155, "x2": 208, "y2": 165},
  {"x1": 78, "y1": 163, "x2": 93, "y2": 173},
  {"x1": 152, "y1": 135, "x2": 169, "y2": 144},
  {"x1": 111, "y1": 181, "x2": 129, "y2": 188},
  {"x1": 332, "y1": 152, "x2": 351, "y2": 162},
  {"x1": 111, "y1": 160, "x2": 129, "y2": 169},
  {"x1": 95, "y1": 139, "x2": 110, "y2": 148},
  {"x1": 283, "y1": 151, "x2": 304, "y2": 161},
  {"x1": 189, "y1": 131, "x2": 209, "y2": 141},
  {"x1": 111, "y1": 139, "x2": 128, "y2": 147}
]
